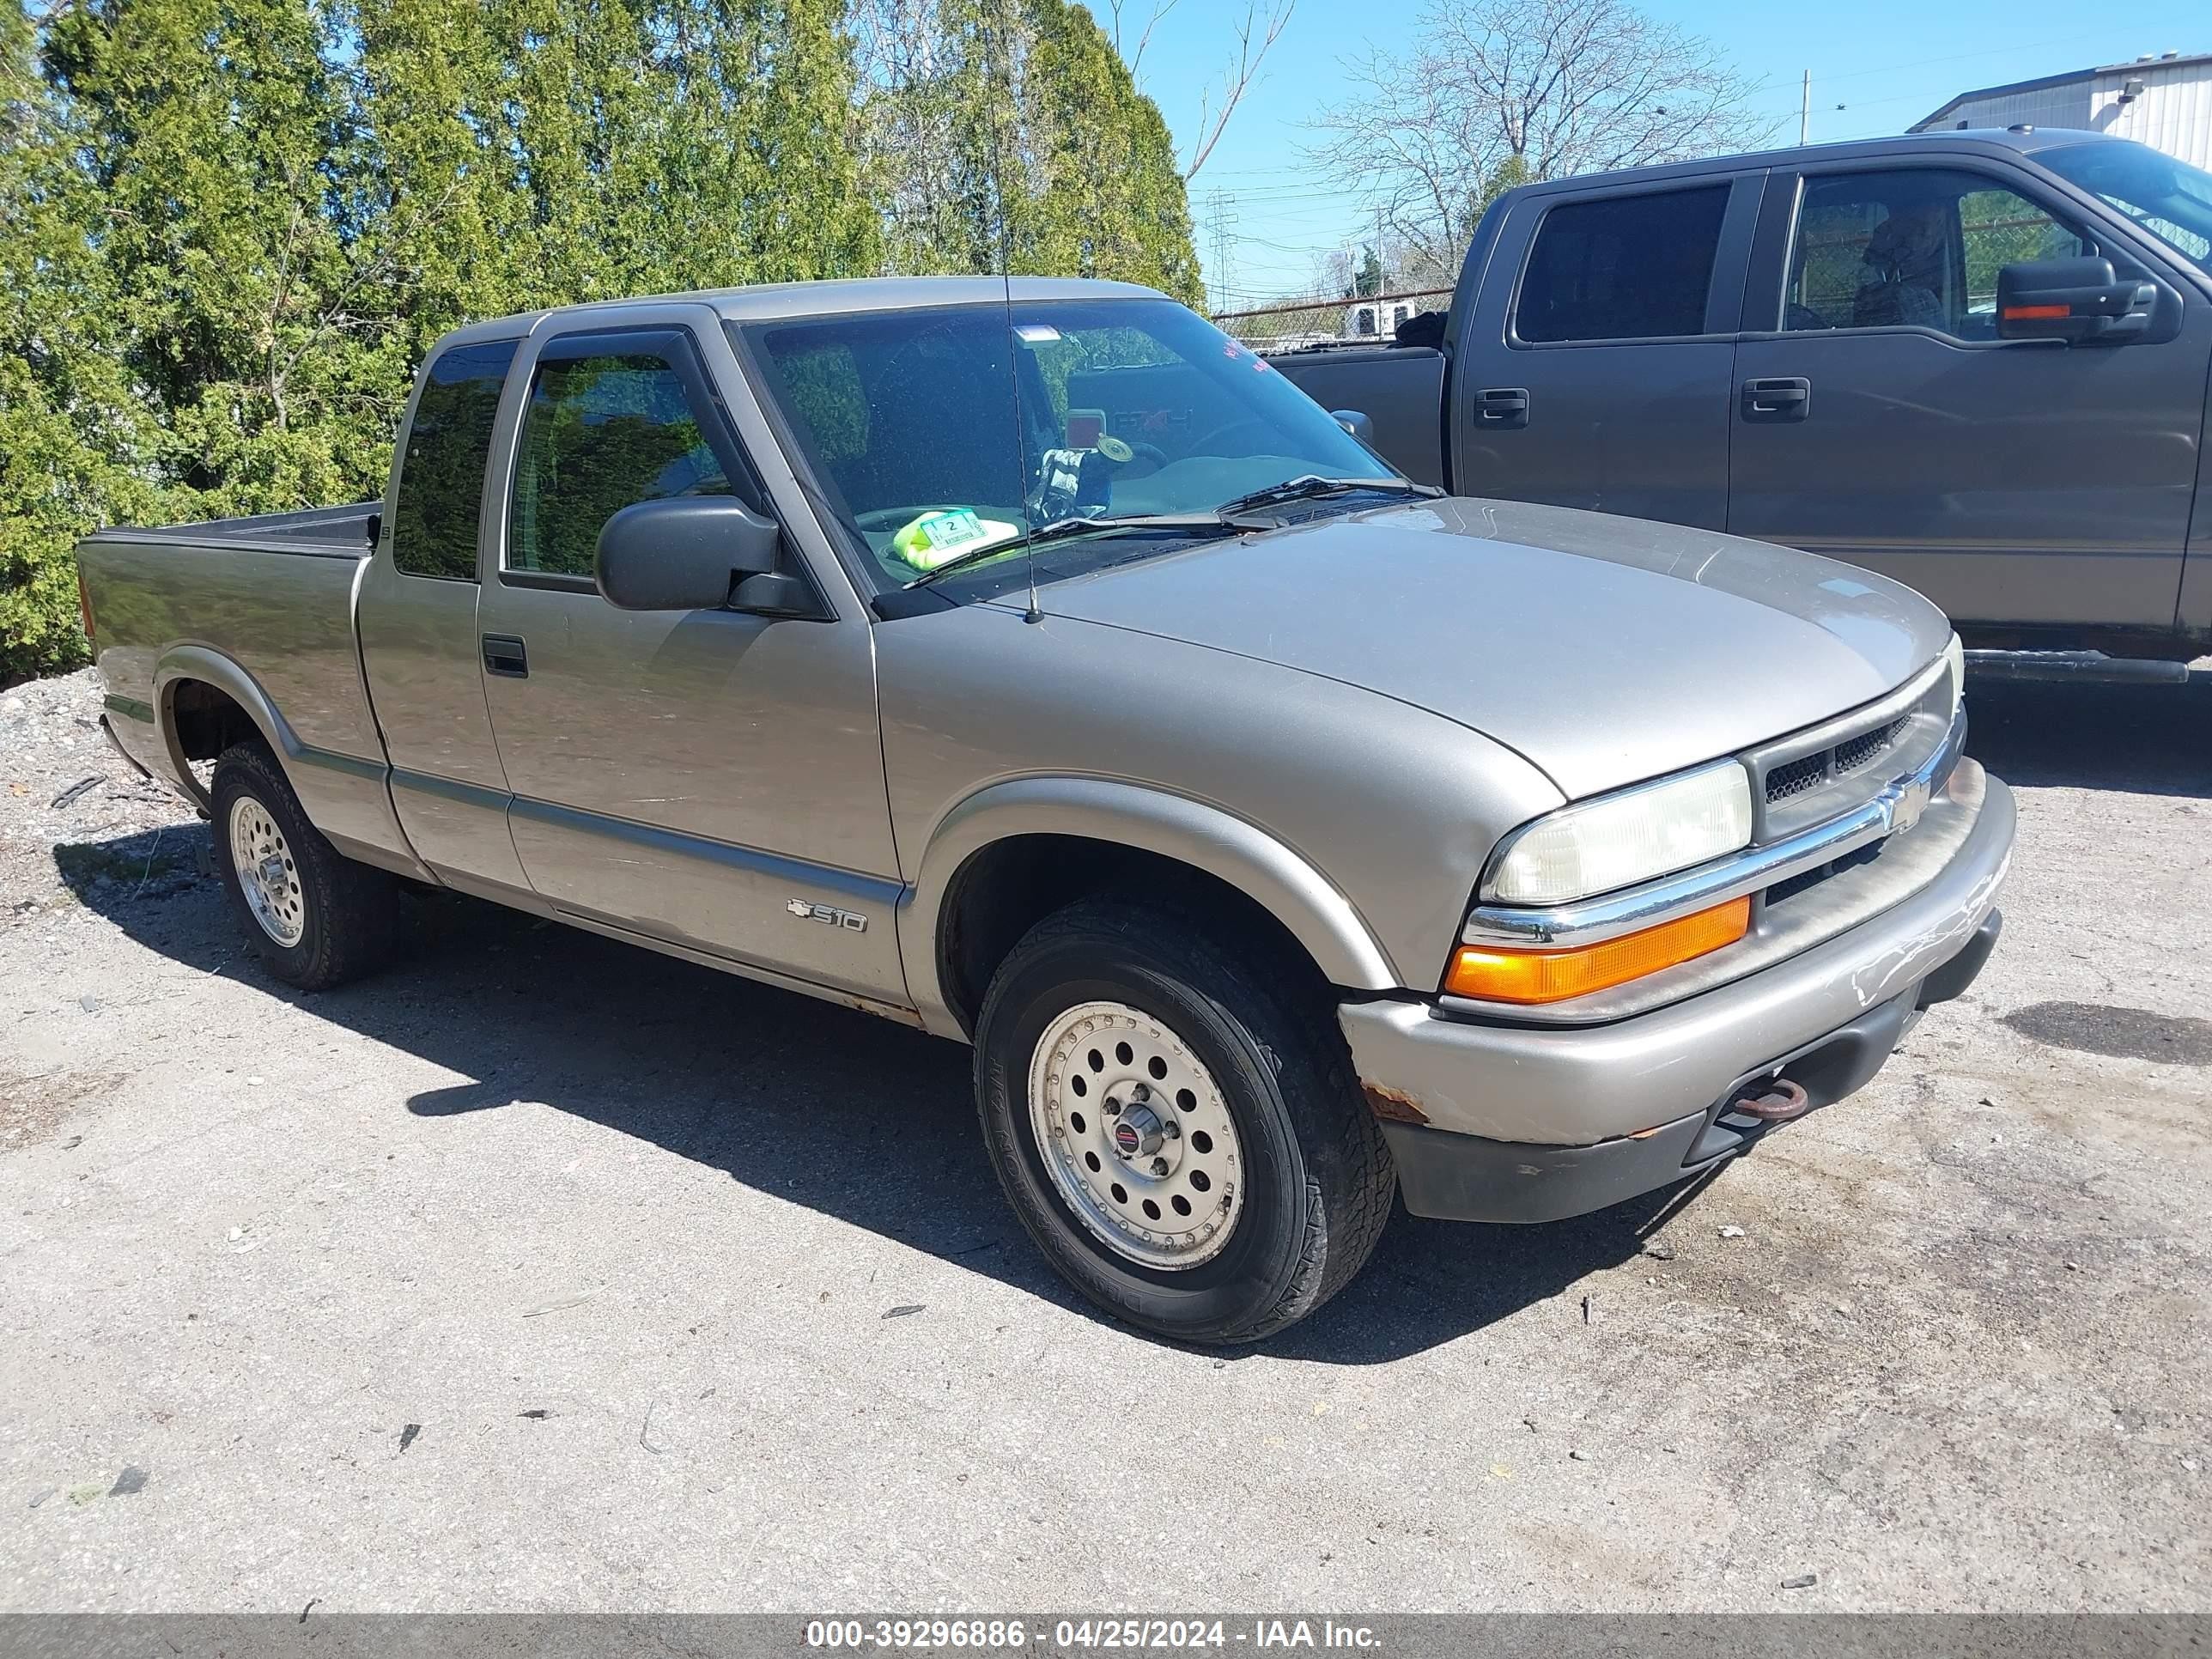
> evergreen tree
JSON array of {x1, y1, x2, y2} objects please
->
[
  {"x1": 858, "y1": 0, "x2": 1202, "y2": 303},
  {"x1": 1, "y1": 0, "x2": 1202, "y2": 683}
]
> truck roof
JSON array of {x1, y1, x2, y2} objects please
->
[
  {"x1": 1499, "y1": 125, "x2": 2121, "y2": 198},
  {"x1": 437, "y1": 275, "x2": 1168, "y2": 351}
]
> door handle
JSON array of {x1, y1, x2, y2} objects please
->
[
  {"x1": 482, "y1": 634, "x2": 529, "y2": 678},
  {"x1": 1741, "y1": 376, "x2": 1811, "y2": 422},
  {"x1": 1474, "y1": 386, "x2": 1530, "y2": 428}
]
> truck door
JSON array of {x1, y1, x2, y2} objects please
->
[
  {"x1": 358, "y1": 334, "x2": 536, "y2": 900},
  {"x1": 1447, "y1": 173, "x2": 1759, "y2": 528},
  {"x1": 1728, "y1": 161, "x2": 2207, "y2": 630},
  {"x1": 472, "y1": 307, "x2": 908, "y2": 1007}
]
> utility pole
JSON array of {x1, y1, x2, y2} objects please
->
[
  {"x1": 1801, "y1": 70, "x2": 1811, "y2": 145},
  {"x1": 1205, "y1": 190, "x2": 1235, "y2": 313}
]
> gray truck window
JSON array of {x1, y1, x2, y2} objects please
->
[
  {"x1": 391, "y1": 339, "x2": 518, "y2": 581},
  {"x1": 508, "y1": 346, "x2": 732, "y2": 578},
  {"x1": 1515, "y1": 186, "x2": 1729, "y2": 343},
  {"x1": 1785, "y1": 170, "x2": 2086, "y2": 339},
  {"x1": 2038, "y1": 140, "x2": 2212, "y2": 275},
  {"x1": 744, "y1": 298, "x2": 1382, "y2": 596}
]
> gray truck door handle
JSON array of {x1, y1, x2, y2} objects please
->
[
  {"x1": 482, "y1": 634, "x2": 529, "y2": 678},
  {"x1": 1742, "y1": 377, "x2": 1811, "y2": 422},
  {"x1": 1474, "y1": 386, "x2": 1530, "y2": 428}
]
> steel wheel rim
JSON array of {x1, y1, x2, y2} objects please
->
[
  {"x1": 1027, "y1": 1000, "x2": 1244, "y2": 1270},
  {"x1": 228, "y1": 793, "x2": 305, "y2": 947}
]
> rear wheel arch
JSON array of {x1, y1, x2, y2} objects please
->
[{"x1": 155, "y1": 651, "x2": 291, "y2": 808}]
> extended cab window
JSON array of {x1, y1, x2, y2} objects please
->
[
  {"x1": 1785, "y1": 169, "x2": 2087, "y2": 339},
  {"x1": 1515, "y1": 186, "x2": 1729, "y2": 343},
  {"x1": 391, "y1": 339, "x2": 518, "y2": 580},
  {"x1": 508, "y1": 336, "x2": 736, "y2": 579}
]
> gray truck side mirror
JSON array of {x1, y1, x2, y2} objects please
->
[
  {"x1": 1996, "y1": 257, "x2": 2156, "y2": 344},
  {"x1": 595, "y1": 496, "x2": 781, "y2": 611},
  {"x1": 1332, "y1": 409, "x2": 1374, "y2": 441}
]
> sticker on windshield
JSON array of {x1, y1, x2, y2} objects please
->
[
  {"x1": 890, "y1": 509, "x2": 1019, "y2": 571},
  {"x1": 1014, "y1": 325, "x2": 1062, "y2": 343}
]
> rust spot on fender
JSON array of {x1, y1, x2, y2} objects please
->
[{"x1": 1361, "y1": 1081, "x2": 1430, "y2": 1126}]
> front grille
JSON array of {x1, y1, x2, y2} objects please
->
[
  {"x1": 1746, "y1": 664, "x2": 1955, "y2": 842},
  {"x1": 1764, "y1": 753, "x2": 1826, "y2": 804},
  {"x1": 1833, "y1": 714, "x2": 1908, "y2": 777},
  {"x1": 1762, "y1": 715, "x2": 1909, "y2": 807}
]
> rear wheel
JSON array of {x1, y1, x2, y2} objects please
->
[
  {"x1": 210, "y1": 741, "x2": 398, "y2": 990},
  {"x1": 975, "y1": 896, "x2": 1395, "y2": 1343}
]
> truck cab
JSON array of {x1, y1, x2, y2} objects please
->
[{"x1": 1273, "y1": 130, "x2": 2212, "y2": 666}]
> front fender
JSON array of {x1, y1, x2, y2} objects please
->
[{"x1": 899, "y1": 775, "x2": 1402, "y2": 1039}]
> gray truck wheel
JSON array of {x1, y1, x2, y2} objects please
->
[
  {"x1": 975, "y1": 895, "x2": 1395, "y2": 1344},
  {"x1": 210, "y1": 741, "x2": 398, "y2": 991}
]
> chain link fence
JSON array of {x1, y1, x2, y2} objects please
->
[{"x1": 1212, "y1": 288, "x2": 1453, "y2": 352}]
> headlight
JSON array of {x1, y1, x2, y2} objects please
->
[
  {"x1": 1486, "y1": 760, "x2": 1753, "y2": 905},
  {"x1": 1943, "y1": 632, "x2": 1966, "y2": 717}
]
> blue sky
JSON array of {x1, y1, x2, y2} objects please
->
[{"x1": 1121, "y1": 0, "x2": 2211, "y2": 309}]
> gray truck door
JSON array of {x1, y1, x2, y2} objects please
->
[
  {"x1": 1729, "y1": 161, "x2": 2208, "y2": 630},
  {"x1": 1448, "y1": 173, "x2": 1759, "y2": 527},
  {"x1": 358, "y1": 336, "x2": 536, "y2": 900},
  {"x1": 472, "y1": 307, "x2": 908, "y2": 1008}
]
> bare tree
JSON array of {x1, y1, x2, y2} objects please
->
[
  {"x1": 1181, "y1": 0, "x2": 1291, "y2": 180},
  {"x1": 1106, "y1": 0, "x2": 1291, "y2": 179},
  {"x1": 1311, "y1": 0, "x2": 1777, "y2": 274},
  {"x1": 1102, "y1": 0, "x2": 1180, "y2": 77}
]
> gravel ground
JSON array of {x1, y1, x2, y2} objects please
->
[{"x1": 1, "y1": 665, "x2": 2208, "y2": 1613}]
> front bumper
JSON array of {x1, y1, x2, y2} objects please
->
[{"x1": 1340, "y1": 766, "x2": 2014, "y2": 1222}]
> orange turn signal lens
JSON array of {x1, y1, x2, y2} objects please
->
[
  {"x1": 1444, "y1": 896, "x2": 1751, "y2": 1005},
  {"x1": 2001, "y1": 303, "x2": 2071, "y2": 320}
]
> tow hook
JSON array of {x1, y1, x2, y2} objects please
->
[{"x1": 1732, "y1": 1077, "x2": 1811, "y2": 1122}]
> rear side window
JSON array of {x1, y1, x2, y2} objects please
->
[
  {"x1": 1515, "y1": 186, "x2": 1730, "y2": 343},
  {"x1": 507, "y1": 336, "x2": 737, "y2": 579},
  {"x1": 391, "y1": 340, "x2": 518, "y2": 580}
]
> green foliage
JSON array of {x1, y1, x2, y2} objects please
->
[
  {"x1": 860, "y1": 0, "x2": 1204, "y2": 305},
  {"x1": 0, "y1": 0, "x2": 1205, "y2": 684}
]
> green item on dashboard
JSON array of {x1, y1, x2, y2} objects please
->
[{"x1": 890, "y1": 508, "x2": 1018, "y2": 571}]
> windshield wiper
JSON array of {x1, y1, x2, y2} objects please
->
[
  {"x1": 1214, "y1": 474, "x2": 1442, "y2": 524},
  {"x1": 902, "y1": 514, "x2": 1237, "y2": 589}
]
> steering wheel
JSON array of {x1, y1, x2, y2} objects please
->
[{"x1": 1186, "y1": 418, "x2": 1276, "y2": 459}]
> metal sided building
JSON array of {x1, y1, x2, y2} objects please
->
[{"x1": 1910, "y1": 51, "x2": 2212, "y2": 168}]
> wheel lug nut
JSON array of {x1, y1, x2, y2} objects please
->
[
  {"x1": 1104, "y1": 1098, "x2": 1121, "y2": 1115},
  {"x1": 1151, "y1": 1158, "x2": 1170, "y2": 1176},
  {"x1": 1133, "y1": 1083, "x2": 1150, "y2": 1102},
  {"x1": 1164, "y1": 1121, "x2": 1180, "y2": 1139}
]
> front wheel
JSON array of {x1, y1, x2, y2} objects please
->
[{"x1": 975, "y1": 896, "x2": 1395, "y2": 1344}]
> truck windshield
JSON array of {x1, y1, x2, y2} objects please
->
[
  {"x1": 2039, "y1": 140, "x2": 2212, "y2": 276},
  {"x1": 738, "y1": 298, "x2": 1395, "y2": 596}
]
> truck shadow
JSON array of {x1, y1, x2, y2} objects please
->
[
  {"x1": 57, "y1": 850, "x2": 1689, "y2": 1363},
  {"x1": 1962, "y1": 670, "x2": 2212, "y2": 797}
]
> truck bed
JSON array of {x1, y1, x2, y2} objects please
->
[
  {"x1": 84, "y1": 501, "x2": 380, "y2": 558},
  {"x1": 1265, "y1": 344, "x2": 1446, "y2": 488},
  {"x1": 76, "y1": 504, "x2": 401, "y2": 867}
]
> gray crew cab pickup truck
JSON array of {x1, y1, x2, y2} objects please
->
[
  {"x1": 78, "y1": 276, "x2": 2013, "y2": 1342},
  {"x1": 1274, "y1": 130, "x2": 2212, "y2": 672}
]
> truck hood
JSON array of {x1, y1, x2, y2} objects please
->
[{"x1": 1028, "y1": 496, "x2": 1952, "y2": 800}]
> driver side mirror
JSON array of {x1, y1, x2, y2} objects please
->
[
  {"x1": 1996, "y1": 257, "x2": 2157, "y2": 344},
  {"x1": 1331, "y1": 409, "x2": 1374, "y2": 441},
  {"x1": 595, "y1": 496, "x2": 790, "y2": 612}
]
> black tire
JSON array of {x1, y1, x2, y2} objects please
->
[
  {"x1": 975, "y1": 895, "x2": 1395, "y2": 1344},
  {"x1": 210, "y1": 740, "x2": 399, "y2": 991}
]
